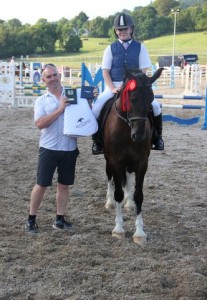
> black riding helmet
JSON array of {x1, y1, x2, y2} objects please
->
[{"x1": 114, "y1": 13, "x2": 134, "y2": 38}]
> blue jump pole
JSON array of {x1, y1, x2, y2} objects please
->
[
  {"x1": 202, "y1": 85, "x2": 207, "y2": 130},
  {"x1": 155, "y1": 85, "x2": 207, "y2": 129}
]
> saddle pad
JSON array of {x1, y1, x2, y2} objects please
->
[{"x1": 64, "y1": 88, "x2": 98, "y2": 137}]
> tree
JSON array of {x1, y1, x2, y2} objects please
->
[
  {"x1": 31, "y1": 19, "x2": 57, "y2": 54},
  {"x1": 0, "y1": 21, "x2": 24, "y2": 58},
  {"x1": 176, "y1": 10, "x2": 195, "y2": 32},
  {"x1": 133, "y1": 6, "x2": 158, "y2": 40},
  {"x1": 86, "y1": 17, "x2": 110, "y2": 37},
  {"x1": 70, "y1": 12, "x2": 89, "y2": 36},
  {"x1": 0, "y1": 25, "x2": 9, "y2": 58},
  {"x1": 195, "y1": 5, "x2": 207, "y2": 30},
  {"x1": 63, "y1": 35, "x2": 82, "y2": 52},
  {"x1": 153, "y1": 0, "x2": 179, "y2": 16},
  {"x1": 155, "y1": 16, "x2": 173, "y2": 36},
  {"x1": 15, "y1": 26, "x2": 37, "y2": 56},
  {"x1": 5, "y1": 18, "x2": 22, "y2": 31},
  {"x1": 179, "y1": 0, "x2": 205, "y2": 9},
  {"x1": 56, "y1": 18, "x2": 74, "y2": 49},
  {"x1": 0, "y1": 4, "x2": 207, "y2": 59}
]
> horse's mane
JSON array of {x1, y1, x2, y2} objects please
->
[{"x1": 123, "y1": 67, "x2": 144, "y2": 81}]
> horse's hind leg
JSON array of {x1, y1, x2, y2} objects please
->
[{"x1": 112, "y1": 175, "x2": 125, "y2": 239}]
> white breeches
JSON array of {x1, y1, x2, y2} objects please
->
[
  {"x1": 152, "y1": 99, "x2": 161, "y2": 116},
  {"x1": 92, "y1": 84, "x2": 161, "y2": 119},
  {"x1": 92, "y1": 84, "x2": 119, "y2": 119}
]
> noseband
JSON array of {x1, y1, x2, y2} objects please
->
[{"x1": 114, "y1": 94, "x2": 149, "y2": 127}]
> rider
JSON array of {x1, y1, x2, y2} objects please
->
[{"x1": 91, "y1": 13, "x2": 164, "y2": 154}]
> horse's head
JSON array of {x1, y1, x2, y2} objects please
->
[{"x1": 120, "y1": 67, "x2": 164, "y2": 142}]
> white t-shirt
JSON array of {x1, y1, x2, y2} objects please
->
[{"x1": 34, "y1": 91, "x2": 77, "y2": 151}]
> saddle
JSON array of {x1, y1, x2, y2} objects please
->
[
  {"x1": 98, "y1": 97, "x2": 115, "y2": 129},
  {"x1": 92, "y1": 97, "x2": 115, "y2": 151}
]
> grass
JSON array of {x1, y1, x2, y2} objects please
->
[
  {"x1": 145, "y1": 31, "x2": 207, "y2": 64},
  {"x1": 28, "y1": 32, "x2": 207, "y2": 68}
]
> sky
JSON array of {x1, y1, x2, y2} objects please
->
[{"x1": 1, "y1": 0, "x2": 153, "y2": 25}]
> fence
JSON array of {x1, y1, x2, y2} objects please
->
[{"x1": 0, "y1": 61, "x2": 206, "y2": 130}]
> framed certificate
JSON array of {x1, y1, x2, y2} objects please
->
[
  {"x1": 81, "y1": 85, "x2": 95, "y2": 99},
  {"x1": 64, "y1": 88, "x2": 77, "y2": 104}
]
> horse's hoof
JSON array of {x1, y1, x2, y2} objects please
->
[
  {"x1": 112, "y1": 231, "x2": 125, "y2": 239},
  {"x1": 133, "y1": 236, "x2": 147, "y2": 246}
]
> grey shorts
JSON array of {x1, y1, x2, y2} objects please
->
[{"x1": 36, "y1": 147, "x2": 79, "y2": 187}]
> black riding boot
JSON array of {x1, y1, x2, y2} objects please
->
[
  {"x1": 151, "y1": 113, "x2": 164, "y2": 150},
  {"x1": 92, "y1": 126, "x2": 104, "y2": 155}
]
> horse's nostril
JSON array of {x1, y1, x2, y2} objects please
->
[
  {"x1": 132, "y1": 131, "x2": 146, "y2": 142},
  {"x1": 131, "y1": 133, "x2": 138, "y2": 141}
]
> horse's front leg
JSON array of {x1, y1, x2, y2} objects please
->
[
  {"x1": 112, "y1": 179, "x2": 125, "y2": 239},
  {"x1": 133, "y1": 214, "x2": 147, "y2": 245},
  {"x1": 105, "y1": 160, "x2": 115, "y2": 209},
  {"x1": 112, "y1": 202, "x2": 125, "y2": 239},
  {"x1": 124, "y1": 171, "x2": 135, "y2": 211},
  {"x1": 133, "y1": 173, "x2": 147, "y2": 245}
]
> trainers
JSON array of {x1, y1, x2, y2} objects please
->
[
  {"x1": 24, "y1": 220, "x2": 38, "y2": 234},
  {"x1": 52, "y1": 218, "x2": 73, "y2": 230}
]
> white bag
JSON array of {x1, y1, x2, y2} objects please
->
[{"x1": 64, "y1": 88, "x2": 98, "y2": 137}]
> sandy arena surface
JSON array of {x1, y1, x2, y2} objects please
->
[{"x1": 0, "y1": 80, "x2": 207, "y2": 299}]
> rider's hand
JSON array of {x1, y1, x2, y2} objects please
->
[{"x1": 111, "y1": 86, "x2": 122, "y2": 94}]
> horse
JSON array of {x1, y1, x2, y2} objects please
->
[{"x1": 102, "y1": 67, "x2": 164, "y2": 245}]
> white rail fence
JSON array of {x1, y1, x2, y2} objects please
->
[{"x1": 0, "y1": 61, "x2": 206, "y2": 108}]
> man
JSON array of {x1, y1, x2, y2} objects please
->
[
  {"x1": 92, "y1": 13, "x2": 164, "y2": 154},
  {"x1": 24, "y1": 64, "x2": 79, "y2": 233}
]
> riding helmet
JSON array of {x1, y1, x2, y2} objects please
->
[{"x1": 114, "y1": 13, "x2": 134, "y2": 29}]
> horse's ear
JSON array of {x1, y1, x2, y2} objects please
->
[{"x1": 149, "y1": 68, "x2": 164, "y2": 84}]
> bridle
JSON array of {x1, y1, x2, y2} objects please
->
[{"x1": 114, "y1": 83, "x2": 151, "y2": 127}]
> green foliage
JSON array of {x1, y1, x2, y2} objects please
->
[
  {"x1": 28, "y1": 33, "x2": 207, "y2": 69},
  {"x1": 179, "y1": 0, "x2": 205, "y2": 9},
  {"x1": 32, "y1": 19, "x2": 57, "y2": 54},
  {"x1": 70, "y1": 12, "x2": 89, "y2": 36},
  {"x1": 155, "y1": 16, "x2": 173, "y2": 36},
  {"x1": 64, "y1": 35, "x2": 82, "y2": 52},
  {"x1": 86, "y1": 17, "x2": 110, "y2": 37},
  {"x1": 144, "y1": 31, "x2": 207, "y2": 64},
  {"x1": 0, "y1": 1, "x2": 206, "y2": 59},
  {"x1": 133, "y1": 7, "x2": 158, "y2": 40},
  {"x1": 195, "y1": 5, "x2": 207, "y2": 30},
  {"x1": 153, "y1": 0, "x2": 179, "y2": 16}
]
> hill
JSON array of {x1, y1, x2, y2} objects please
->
[{"x1": 29, "y1": 32, "x2": 207, "y2": 68}]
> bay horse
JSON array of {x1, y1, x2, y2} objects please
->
[{"x1": 102, "y1": 67, "x2": 164, "y2": 245}]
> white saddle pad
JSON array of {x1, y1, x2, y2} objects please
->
[{"x1": 64, "y1": 88, "x2": 98, "y2": 137}]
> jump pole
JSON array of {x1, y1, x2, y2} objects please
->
[
  {"x1": 202, "y1": 85, "x2": 207, "y2": 130},
  {"x1": 154, "y1": 85, "x2": 207, "y2": 130}
]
